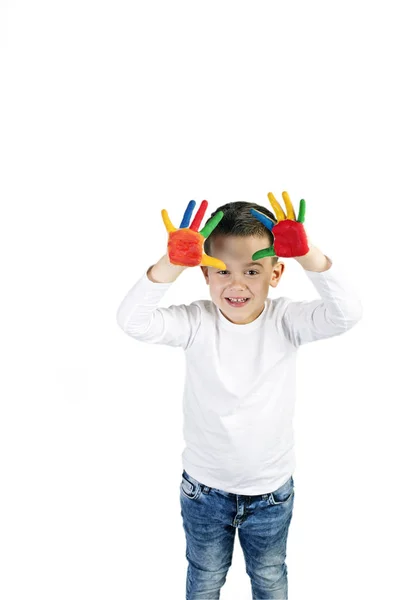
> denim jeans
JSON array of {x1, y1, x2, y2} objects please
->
[{"x1": 180, "y1": 470, "x2": 294, "y2": 600}]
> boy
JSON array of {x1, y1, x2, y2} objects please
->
[{"x1": 116, "y1": 195, "x2": 362, "y2": 599}]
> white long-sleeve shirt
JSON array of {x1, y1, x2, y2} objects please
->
[{"x1": 116, "y1": 260, "x2": 362, "y2": 495}]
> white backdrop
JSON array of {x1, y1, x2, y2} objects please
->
[{"x1": 0, "y1": 1, "x2": 398, "y2": 599}]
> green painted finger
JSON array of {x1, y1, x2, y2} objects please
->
[
  {"x1": 199, "y1": 210, "x2": 224, "y2": 238},
  {"x1": 252, "y1": 246, "x2": 277, "y2": 260},
  {"x1": 297, "y1": 199, "x2": 306, "y2": 223}
]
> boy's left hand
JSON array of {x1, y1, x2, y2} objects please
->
[{"x1": 250, "y1": 191, "x2": 309, "y2": 259}]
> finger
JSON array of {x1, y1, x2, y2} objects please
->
[
  {"x1": 199, "y1": 210, "x2": 224, "y2": 238},
  {"x1": 161, "y1": 209, "x2": 177, "y2": 233},
  {"x1": 200, "y1": 253, "x2": 227, "y2": 270},
  {"x1": 179, "y1": 200, "x2": 196, "y2": 228},
  {"x1": 190, "y1": 199, "x2": 208, "y2": 232},
  {"x1": 267, "y1": 192, "x2": 286, "y2": 221},
  {"x1": 250, "y1": 208, "x2": 275, "y2": 231},
  {"x1": 282, "y1": 191, "x2": 296, "y2": 220},
  {"x1": 252, "y1": 247, "x2": 276, "y2": 260},
  {"x1": 297, "y1": 199, "x2": 306, "y2": 223}
]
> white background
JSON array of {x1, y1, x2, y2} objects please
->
[{"x1": 0, "y1": 1, "x2": 398, "y2": 598}]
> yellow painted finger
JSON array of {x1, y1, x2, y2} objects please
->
[
  {"x1": 161, "y1": 209, "x2": 177, "y2": 233},
  {"x1": 282, "y1": 191, "x2": 296, "y2": 220},
  {"x1": 267, "y1": 192, "x2": 286, "y2": 222},
  {"x1": 200, "y1": 253, "x2": 227, "y2": 270}
]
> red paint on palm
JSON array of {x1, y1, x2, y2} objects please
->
[
  {"x1": 168, "y1": 229, "x2": 204, "y2": 266},
  {"x1": 273, "y1": 220, "x2": 309, "y2": 257}
]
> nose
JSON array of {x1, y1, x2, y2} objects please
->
[{"x1": 228, "y1": 272, "x2": 247, "y2": 290}]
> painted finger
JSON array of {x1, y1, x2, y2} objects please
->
[
  {"x1": 252, "y1": 246, "x2": 277, "y2": 260},
  {"x1": 179, "y1": 200, "x2": 196, "y2": 228},
  {"x1": 297, "y1": 199, "x2": 306, "y2": 223},
  {"x1": 282, "y1": 191, "x2": 296, "y2": 220},
  {"x1": 250, "y1": 208, "x2": 275, "y2": 232},
  {"x1": 161, "y1": 209, "x2": 177, "y2": 233},
  {"x1": 199, "y1": 210, "x2": 224, "y2": 238},
  {"x1": 190, "y1": 200, "x2": 208, "y2": 232},
  {"x1": 200, "y1": 253, "x2": 227, "y2": 270},
  {"x1": 267, "y1": 192, "x2": 286, "y2": 221}
]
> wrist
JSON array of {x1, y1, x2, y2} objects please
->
[
  {"x1": 294, "y1": 244, "x2": 332, "y2": 272},
  {"x1": 147, "y1": 254, "x2": 187, "y2": 283}
]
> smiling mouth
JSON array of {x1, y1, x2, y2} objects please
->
[{"x1": 225, "y1": 297, "x2": 250, "y2": 307}]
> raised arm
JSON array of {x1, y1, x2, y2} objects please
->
[
  {"x1": 116, "y1": 199, "x2": 226, "y2": 347},
  {"x1": 250, "y1": 191, "x2": 362, "y2": 346}
]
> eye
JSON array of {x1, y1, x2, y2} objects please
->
[
  {"x1": 246, "y1": 270, "x2": 259, "y2": 276},
  {"x1": 217, "y1": 270, "x2": 229, "y2": 275}
]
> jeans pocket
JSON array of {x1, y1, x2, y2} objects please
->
[
  {"x1": 180, "y1": 471, "x2": 202, "y2": 500},
  {"x1": 270, "y1": 476, "x2": 294, "y2": 505}
]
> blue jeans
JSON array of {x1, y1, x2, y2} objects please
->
[{"x1": 180, "y1": 470, "x2": 294, "y2": 600}]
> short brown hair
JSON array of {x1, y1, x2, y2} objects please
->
[{"x1": 203, "y1": 201, "x2": 278, "y2": 265}]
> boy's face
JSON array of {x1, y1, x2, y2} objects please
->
[{"x1": 201, "y1": 235, "x2": 285, "y2": 325}]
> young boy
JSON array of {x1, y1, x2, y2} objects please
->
[{"x1": 116, "y1": 196, "x2": 362, "y2": 600}]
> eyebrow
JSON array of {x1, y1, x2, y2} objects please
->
[{"x1": 244, "y1": 262, "x2": 264, "y2": 268}]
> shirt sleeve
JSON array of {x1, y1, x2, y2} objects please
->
[
  {"x1": 281, "y1": 259, "x2": 363, "y2": 347},
  {"x1": 116, "y1": 270, "x2": 201, "y2": 349}
]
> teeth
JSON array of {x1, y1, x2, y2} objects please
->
[{"x1": 228, "y1": 298, "x2": 247, "y2": 303}]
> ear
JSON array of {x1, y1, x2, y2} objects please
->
[
  {"x1": 269, "y1": 261, "x2": 285, "y2": 288},
  {"x1": 200, "y1": 265, "x2": 209, "y2": 284}
]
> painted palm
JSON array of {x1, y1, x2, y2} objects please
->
[
  {"x1": 162, "y1": 200, "x2": 227, "y2": 269},
  {"x1": 250, "y1": 191, "x2": 309, "y2": 259}
]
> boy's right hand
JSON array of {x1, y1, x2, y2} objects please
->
[{"x1": 161, "y1": 200, "x2": 227, "y2": 269}]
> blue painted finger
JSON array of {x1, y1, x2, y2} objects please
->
[
  {"x1": 250, "y1": 208, "x2": 275, "y2": 232},
  {"x1": 179, "y1": 200, "x2": 196, "y2": 228}
]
